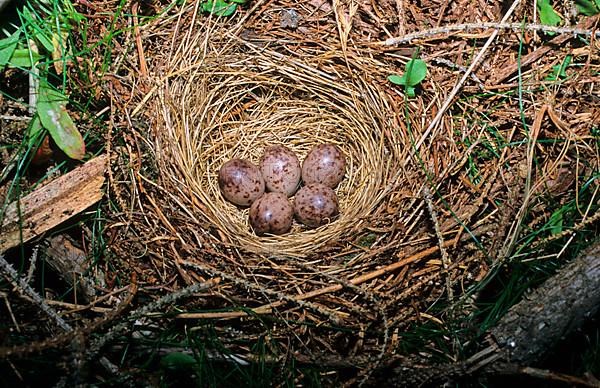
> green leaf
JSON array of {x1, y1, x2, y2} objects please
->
[
  {"x1": 575, "y1": 0, "x2": 600, "y2": 15},
  {"x1": 389, "y1": 59, "x2": 427, "y2": 87},
  {"x1": 202, "y1": 0, "x2": 238, "y2": 16},
  {"x1": 34, "y1": 30, "x2": 54, "y2": 53},
  {"x1": 404, "y1": 59, "x2": 427, "y2": 86},
  {"x1": 7, "y1": 48, "x2": 42, "y2": 68},
  {"x1": 0, "y1": 29, "x2": 21, "y2": 70},
  {"x1": 547, "y1": 55, "x2": 572, "y2": 81},
  {"x1": 160, "y1": 352, "x2": 197, "y2": 370},
  {"x1": 387, "y1": 74, "x2": 404, "y2": 85},
  {"x1": 538, "y1": 0, "x2": 562, "y2": 26},
  {"x1": 37, "y1": 78, "x2": 85, "y2": 160},
  {"x1": 388, "y1": 59, "x2": 427, "y2": 97}
]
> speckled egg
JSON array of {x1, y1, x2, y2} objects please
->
[
  {"x1": 218, "y1": 158, "x2": 265, "y2": 206},
  {"x1": 249, "y1": 192, "x2": 294, "y2": 235},
  {"x1": 259, "y1": 145, "x2": 301, "y2": 197},
  {"x1": 301, "y1": 144, "x2": 346, "y2": 188},
  {"x1": 294, "y1": 183, "x2": 339, "y2": 228}
]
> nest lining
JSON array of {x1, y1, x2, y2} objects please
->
[{"x1": 154, "y1": 38, "x2": 404, "y2": 257}]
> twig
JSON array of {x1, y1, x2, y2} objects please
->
[
  {"x1": 0, "y1": 277, "x2": 138, "y2": 359},
  {"x1": 28, "y1": 40, "x2": 38, "y2": 115},
  {"x1": 179, "y1": 260, "x2": 346, "y2": 324},
  {"x1": 395, "y1": 0, "x2": 405, "y2": 36},
  {"x1": 423, "y1": 187, "x2": 453, "y2": 302},
  {"x1": 9, "y1": 284, "x2": 128, "y2": 315},
  {"x1": 179, "y1": 244, "x2": 446, "y2": 322},
  {"x1": 1, "y1": 292, "x2": 21, "y2": 332},
  {"x1": 498, "y1": 103, "x2": 544, "y2": 263},
  {"x1": 86, "y1": 278, "x2": 220, "y2": 359},
  {"x1": 25, "y1": 245, "x2": 38, "y2": 285},
  {"x1": 131, "y1": 3, "x2": 148, "y2": 77},
  {"x1": 0, "y1": 151, "x2": 19, "y2": 185},
  {"x1": 0, "y1": 254, "x2": 73, "y2": 332},
  {"x1": 0, "y1": 115, "x2": 32, "y2": 121},
  {"x1": 487, "y1": 15, "x2": 599, "y2": 85},
  {"x1": 407, "y1": 0, "x2": 521, "y2": 159},
  {"x1": 98, "y1": 356, "x2": 137, "y2": 388},
  {"x1": 519, "y1": 366, "x2": 600, "y2": 387},
  {"x1": 431, "y1": 57, "x2": 485, "y2": 89},
  {"x1": 526, "y1": 196, "x2": 600, "y2": 252},
  {"x1": 378, "y1": 21, "x2": 600, "y2": 46},
  {"x1": 7, "y1": 359, "x2": 24, "y2": 382},
  {"x1": 333, "y1": 0, "x2": 358, "y2": 53},
  {"x1": 278, "y1": 258, "x2": 391, "y2": 387}
]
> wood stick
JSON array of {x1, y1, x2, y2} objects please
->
[
  {"x1": 378, "y1": 22, "x2": 600, "y2": 47},
  {"x1": 177, "y1": 244, "x2": 443, "y2": 320}
]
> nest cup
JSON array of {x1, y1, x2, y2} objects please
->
[{"x1": 153, "y1": 26, "x2": 401, "y2": 257}]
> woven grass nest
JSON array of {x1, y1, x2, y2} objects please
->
[
  {"x1": 127, "y1": 7, "x2": 481, "y2": 367},
  {"x1": 153, "y1": 39, "x2": 401, "y2": 258},
  {"x1": 130, "y1": 12, "x2": 423, "y2": 366},
  {"x1": 113, "y1": 2, "x2": 599, "y2": 377}
]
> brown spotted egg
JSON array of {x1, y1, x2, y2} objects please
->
[
  {"x1": 301, "y1": 144, "x2": 346, "y2": 188},
  {"x1": 218, "y1": 158, "x2": 265, "y2": 206},
  {"x1": 294, "y1": 183, "x2": 339, "y2": 228},
  {"x1": 249, "y1": 192, "x2": 294, "y2": 235},
  {"x1": 259, "y1": 145, "x2": 301, "y2": 197}
]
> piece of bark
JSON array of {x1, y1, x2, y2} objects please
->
[
  {"x1": 0, "y1": 155, "x2": 107, "y2": 252},
  {"x1": 490, "y1": 243, "x2": 600, "y2": 364},
  {"x1": 45, "y1": 235, "x2": 106, "y2": 302}
]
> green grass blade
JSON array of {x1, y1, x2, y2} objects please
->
[
  {"x1": 0, "y1": 29, "x2": 21, "y2": 69},
  {"x1": 27, "y1": 115, "x2": 45, "y2": 148}
]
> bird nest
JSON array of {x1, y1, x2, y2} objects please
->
[
  {"x1": 108, "y1": 2, "x2": 599, "y2": 379},
  {"x1": 153, "y1": 43, "x2": 402, "y2": 257},
  {"x1": 115, "y1": 6, "x2": 490, "y2": 370}
]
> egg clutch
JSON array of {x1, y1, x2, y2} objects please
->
[{"x1": 218, "y1": 144, "x2": 346, "y2": 236}]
